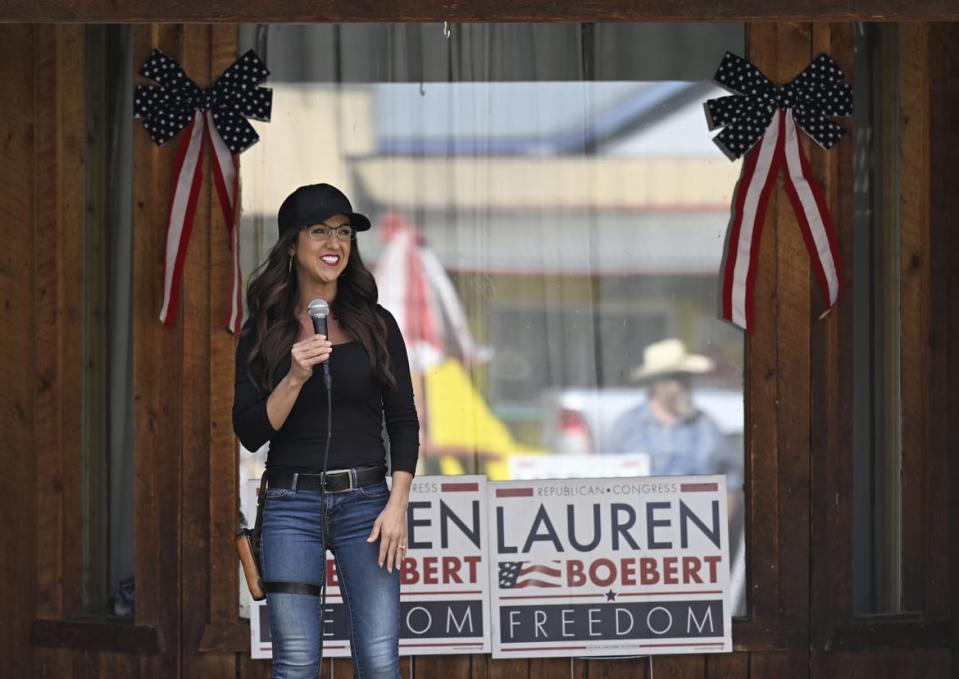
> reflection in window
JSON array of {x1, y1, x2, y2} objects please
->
[
  {"x1": 81, "y1": 25, "x2": 135, "y2": 617},
  {"x1": 237, "y1": 23, "x2": 746, "y2": 617},
  {"x1": 852, "y1": 23, "x2": 903, "y2": 615}
]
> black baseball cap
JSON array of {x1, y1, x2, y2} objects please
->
[{"x1": 277, "y1": 183, "x2": 372, "y2": 237}]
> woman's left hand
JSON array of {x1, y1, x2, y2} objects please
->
[{"x1": 367, "y1": 500, "x2": 408, "y2": 573}]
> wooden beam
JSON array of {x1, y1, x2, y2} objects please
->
[
  {"x1": 179, "y1": 19, "x2": 216, "y2": 678},
  {"x1": 707, "y1": 651, "x2": 749, "y2": 679},
  {"x1": 749, "y1": 651, "x2": 807, "y2": 679},
  {"x1": 30, "y1": 618, "x2": 165, "y2": 654},
  {"x1": 132, "y1": 22, "x2": 184, "y2": 679},
  {"x1": 732, "y1": 621, "x2": 807, "y2": 651},
  {"x1": 32, "y1": 24, "x2": 87, "y2": 621},
  {"x1": 743, "y1": 21, "x2": 783, "y2": 626},
  {"x1": 771, "y1": 21, "x2": 812, "y2": 631},
  {"x1": 208, "y1": 23, "x2": 243, "y2": 629},
  {"x1": 198, "y1": 622, "x2": 249, "y2": 653},
  {"x1": 2, "y1": 0, "x2": 959, "y2": 23},
  {"x1": 927, "y1": 21, "x2": 959, "y2": 666},
  {"x1": 898, "y1": 21, "x2": 931, "y2": 618},
  {"x1": 0, "y1": 22, "x2": 37, "y2": 679},
  {"x1": 826, "y1": 619, "x2": 951, "y2": 652},
  {"x1": 808, "y1": 21, "x2": 855, "y2": 650}
]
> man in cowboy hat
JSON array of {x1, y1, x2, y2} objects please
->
[{"x1": 607, "y1": 338, "x2": 735, "y2": 484}]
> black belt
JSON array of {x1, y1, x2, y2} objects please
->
[{"x1": 265, "y1": 466, "x2": 386, "y2": 494}]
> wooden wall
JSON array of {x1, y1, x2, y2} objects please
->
[
  {"x1": 0, "y1": 19, "x2": 956, "y2": 679},
  {"x1": 4, "y1": 0, "x2": 959, "y2": 22}
]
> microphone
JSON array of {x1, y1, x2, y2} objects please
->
[{"x1": 307, "y1": 298, "x2": 332, "y2": 390}]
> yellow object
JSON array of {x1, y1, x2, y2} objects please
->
[
  {"x1": 438, "y1": 456, "x2": 466, "y2": 476},
  {"x1": 422, "y1": 359, "x2": 544, "y2": 480}
]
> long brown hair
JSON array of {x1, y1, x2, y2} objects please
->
[{"x1": 243, "y1": 228, "x2": 395, "y2": 393}]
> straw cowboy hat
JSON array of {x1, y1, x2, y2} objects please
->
[{"x1": 629, "y1": 338, "x2": 715, "y2": 383}]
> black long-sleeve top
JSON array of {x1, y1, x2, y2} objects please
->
[{"x1": 232, "y1": 305, "x2": 419, "y2": 474}]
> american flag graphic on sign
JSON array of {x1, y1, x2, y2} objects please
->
[{"x1": 498, "y1": 561, "x2": 563, "y2": 589}]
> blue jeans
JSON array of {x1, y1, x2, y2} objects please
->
[{"x1": 260, "y1": 480, "x2": 400, "y2": 679}]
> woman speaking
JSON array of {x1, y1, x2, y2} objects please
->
[{"x1": 233, "y1": 183, "x2": 419, "y2": 678}]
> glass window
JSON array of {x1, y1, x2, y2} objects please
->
[
  {"x1": 852, "y1": 23, "x2": 904, "y2": 615},
  {"x1": 236, "y1": 22, "x2": 746, "y2": 617},
  {"x1": 80, "y1": 25, "x2": 135, "y2": 617}
]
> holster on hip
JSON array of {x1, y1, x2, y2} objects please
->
[{"x1": 235, "y1": 473, "x2": 268, "y2": 601}]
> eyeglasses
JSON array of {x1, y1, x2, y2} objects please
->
[{"x1": 305, "y1": 223, "x2": 355, "y2": 242}]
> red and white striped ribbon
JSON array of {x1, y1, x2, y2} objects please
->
[
  {"x1": 158, "y1": 110, "x2": 245, "y2": 334},
  {"x1": 720, "y1": 108, "x2": 843, "y2": 332},
  {"x1": 204, "y1": 111, "x2": 244, "y2": 334}
]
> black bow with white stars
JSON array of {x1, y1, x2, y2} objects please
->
[
  {"x1": 134, "y1": 49, "x2": 272, "y2": 155},
  {"x1": 705, "y1": 52, "x2": 852, "y2": 159}
]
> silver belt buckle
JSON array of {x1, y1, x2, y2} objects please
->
[{"x1": 323, "y1": 469, "x2": 353, "y2": 493}]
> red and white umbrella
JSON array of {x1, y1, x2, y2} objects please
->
[
  {"x1": 373, "y1": 213, "x2": 488, "y2": 372},
  {"x1": 374, "y1": 214, "x2": 538, "y2": 473}
]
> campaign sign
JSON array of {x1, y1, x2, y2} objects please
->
[
  {"x1": 509, "y1": 453, "x2": 650, "y2": 480},
  {"x1": 250, "y1": 475, "x2": 491, "y2": 658},
  {"x1": 488, "y1": 475, "x2": 731, "y2": 658}
]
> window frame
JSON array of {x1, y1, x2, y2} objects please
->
[
  {"x1": 810, "y1": 22, "x2": 951, "y2": 652},
  {"x1": 21, "y1": 14, "x2": 954, "y2": 668}
]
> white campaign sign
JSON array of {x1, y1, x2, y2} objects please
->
[
  {"x1": 249, "y1": 475, "x2": 492, "y2": 658},
  {"x1": 509, "y1": 453, "x2": 650, "y2": 480},
  {"x1": 488, "y1": 475, "x2": 732, "y2": 658}
]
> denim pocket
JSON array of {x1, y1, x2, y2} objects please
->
[{"x1": 356, "y1": 480, "x2": 389, "y2": 500}]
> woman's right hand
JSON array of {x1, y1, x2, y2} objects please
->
[{"x1": 288, "y1": 334, "x2": 332, "y2": 385}]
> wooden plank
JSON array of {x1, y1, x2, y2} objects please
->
[
  {"x1": 827, "y1": 619, "x2": 949, "y2": 651},
  {"x1": 484, "y1": 658, "x2": 530, "y2": 679},
  {"x1": 584, "y1": 657, "x2": 648, "y2": 679},
  {"x1": 33, "y1": 22, "x2": 64, "y2": 620},
  {"x1": 808, "y1": 21, "x2": 855, "y2": 649},
  {"x1": 532, "y1": 657, "x2": 584, "y2": 679},
  {"x1": 132, "y1": 19, "x2": 159, "y2": 628},
  {"x1": 331, "y1": 657, "x2": 353, "y2": 676},
  {"x1": 732, "y1": 621, "x2": 805, "y2": 651},
  {"x1": 945, "y1": 26, "x2": 959, "y2": 672},
  {"x1": 0, "y1": 22, "x2": 37, "y2": 679},
  {"x1": 809, "y1": 652, "x2": 856, "y2": 678},
  {"x1": 208, "y1": 21, "x2": 243, "y2": 627},
  {"x1": 98, "y1": 652, "x2": 146, "y2": 679},
  {"x1": 927, "y1": 23, "x2": 959, "y2": 658},
  {"x1": 772, "y1": 21, "x2": 812, "y2": 631},
  {"x1": 34, "y1": 647, "x2": 75, "y2": 679},
  {"x1": 750, "y1": 651, "x2": 806, "y2": 679},
  {"x1": 743, "y1": 21, "x2": 782, "y2": 624},
  {"x1": 651, "y1": 655, "x2": 705, "y2": 679},
  {"x1": 239, "y1": 655, "x2": 272, "y2": 678},
  {"x1": 80, "y1": 23, "x2": 111, "y2": 618},
  {"x1": 73, "y1": 648, "x2": 101, "y2": 679},
  {"x1": 131, "y1": 22, "x2": 183, "y2": 679},
  {"x1": 29, "y1": 618, "x2": 164, "y2": 654},
  {"x1": 898, "y1": 21, "x2": 931, "y2": 619},
  {"x1": 198, "y1": 622, "x2": 248, "y2": 652},
  {"x1": 56, "y1": 22, "x2": 87, "y2": 617},
  {"x1": 468, "y1": 653, "x2": 491, "y2": 679},
  {"x1": 27, "y1": 20, "x2": 89, "y2": 619},
  {"x1": 706, "y1": 651, "x2": 748, "y2": 679},
  {"x1": 924, "y1": 23, "x2": 957, "y2": 629},
  {"x1": 812, "y1": 649, "x2": 951, "y2": 679},
  {"x1": 4, "y1": 0, "x2": 959, "y2": 22},
  {"x1": 179, "y1": 21, "x2": 234, "y2": 679},
  {"x1": 416, "y1": 655, "x2": 473, "y2": 678}
]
